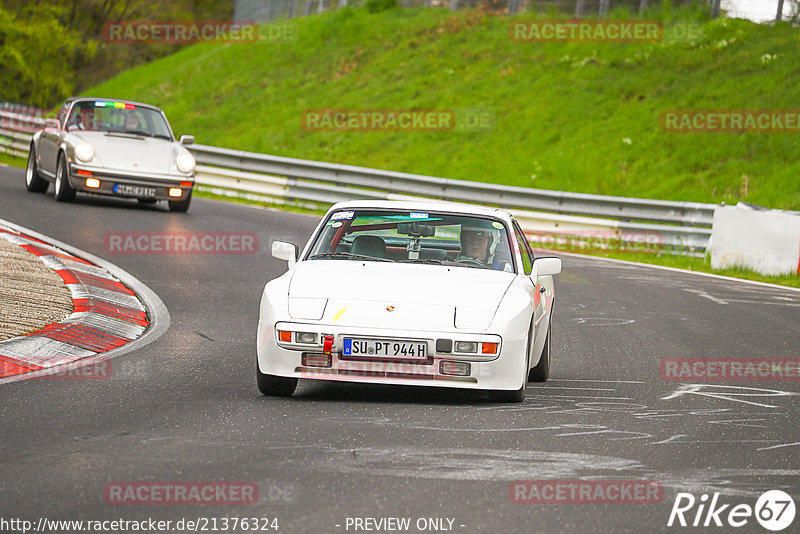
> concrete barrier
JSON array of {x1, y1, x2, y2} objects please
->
[{"x1": 711, "y1": 205, "x2": 800, "y2": 275}]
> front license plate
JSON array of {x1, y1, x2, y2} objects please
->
[
  {"x1": 343, "y1": 338, "x2": 427, "y2": 360},
  {"x1": 114, "y1": 184, "x2": 157, "y2": 198}
]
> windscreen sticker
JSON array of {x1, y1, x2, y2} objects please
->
[
  {"x1": 492, "y1": 221, "x2": 504, "y2": 229},
  {"x1": 410, "y1": 212, "x2": 429, "y2": 219},
  {"x1": 331, "y1": 211, "x2": 354, "y2": 220},
  {"x1": 331, "y1": 221, "x2": 343, "y2": 228}
]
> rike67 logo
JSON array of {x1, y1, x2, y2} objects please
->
[{"x1": 668, "y1": 490, "x2": 795, "y2": 531}]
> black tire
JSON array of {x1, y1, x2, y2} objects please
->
[
  {"x1": 257, "y1": 363, "x2": 297, "y2": 397},
  {"x1": 54, "y1": 153, "x2": 76, "y2": 202},
  {"x1": 168, "y1": 191, "x2": 192, "y2": 213},
  {"x1": 25, "y1": 148, "x2": 49, "y2": 193},
  {"x1": 137, "y1": 198, "x2": 158, "y2": 205},
  {"x1": 528, "y1": 319, "x2": 551, "y2": 383}
]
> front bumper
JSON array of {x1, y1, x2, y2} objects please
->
[
  {"x1": 256, "y1": 320, "x2": 528, "y2": 391},
  {"x1": 69, "y1": 163, "x2": 194, "y2": 200}
]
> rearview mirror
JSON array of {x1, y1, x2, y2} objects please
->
[
  {"x1": 533, "y1": 257, "x2": 562, "y2": 276},
  {"x1": 45, "y1": 118, "x2": 59, "y2": 129},
  {"x1": 179, "y1": 134, "x2": 194, "y2": 145},
  {"x1": 397, "y1": 222, "x2": 434, "y2": 237},
  {"x1": 272, "y1": 240, "x2": 298, "y2": 268}
]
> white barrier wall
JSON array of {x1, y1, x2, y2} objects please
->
[{"x1": 711, "y1": 206, "x2": 800, "y2": 275}]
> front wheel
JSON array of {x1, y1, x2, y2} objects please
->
[
  {"x1": 25, "y1": 148, "x2": 49, "y2": 193},
  {"x1": 168, "y1": 191, "x2": 192, "y2": 213},
  {"x1": 54, "y1": 154, "x2": 76, "y2": 202},
  {"x1": 528, "y1": 320, "x2": 551, "y2": 382},
  {"x1": 257, "y1": 363, "x2": 297, "y2": 397}
]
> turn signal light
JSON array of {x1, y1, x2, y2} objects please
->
[
  {"x1": 180, "y1": 181, "x2": 193, "y2": 187},
  {"x1": 481, "y1": 342, "x2": 498, "y2": 355},
  {"x1": 168, "y1": 188, "x2": 183, "y2": 198},
  {"x1": 278, "y1": 330, "x2": 292, "y2": 342}
]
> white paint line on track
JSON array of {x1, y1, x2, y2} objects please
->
[
  {"x1": 542, "y1": 248, "x2": 800, "y2": 293},
  {"x1": 757, "y1": 442, "x2": 800, "y2": 451}
]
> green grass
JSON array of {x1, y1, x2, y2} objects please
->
[
  {"x1": 84, "y1": 5, "x2": 800, "y2": 210},
  {"x1": 0, "y1": 151, "x2": 26, "y2": 168}
]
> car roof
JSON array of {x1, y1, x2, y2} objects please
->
[
  {"x1": 327, "y1": 199, "x2": 514, "y2": 221},
  {"x1": 65, "y1": 97, "x2": 164, "y2": 113}
]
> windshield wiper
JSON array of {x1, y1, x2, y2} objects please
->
[
  {"x1": 399, "y1": 258, "x2": 443, "y2": 265},
  {"x1": 308, "y1": 252, "x2": 394, "y2": 262}
]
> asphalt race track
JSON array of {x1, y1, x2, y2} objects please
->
[{"x1": 0, "y1": 164, "x2": 798, "y2": 533}]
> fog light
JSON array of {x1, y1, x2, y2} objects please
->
[
  {"x1": 455, "y1": 341, "x2": 478, "y2": 353},
  {"x1": 481, "y1": 342, "x2": 498, "y2": 355},
  {"x1": 440, "y1": 361, "x2": 470, "y2": 376},
  {"x1": 296, "y1": 332, "x2": 317, "y2": 344},
  {"x1": 302, "y1": 353, "x2": 331, "y2": 368},
  {"x1": 168, "y1": 188, "x2": 182, "y2": 198},
  {"x1": 85, "y1": 178, "x2": 100, "y2": 189},
  {"x1": 278, "y1": 330, "x2": 292, "y2": 342}
]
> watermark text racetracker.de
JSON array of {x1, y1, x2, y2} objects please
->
[
  {"x1": 103, "y1": 20, "x2": 297, "y2": 44},
  {"x1": 0, "y1": 516, "x2": 280, "y2": 533},
  {"x1": 509, "y1": 480, "x2": 663, "y2": 504},
  {"x1": 660, "y1": 110, "x2": 800, "y2": 133},
  {"x1": 660, "y1": 357, "x2": 800, "y2": 381},
  {"x1": 302, "y1": 109, "x2": 495, "y2": 132},
  {"x1": 104, "y1": 231, "x2": 259, "y2": 255},
  {"x1": 510, "y1": 20, "x2": 702, "y2": 43}
]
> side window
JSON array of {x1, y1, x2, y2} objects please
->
[
  {"x1": 57, "y1": 104, "x2": 69, "y2": 128},
  {"x1": 513, "y1": 221, "x2": 533, "y2": 275}
]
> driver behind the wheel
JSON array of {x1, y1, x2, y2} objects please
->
[{"x1": 458, "y1": 223, "x2": 512, "y2": 271}]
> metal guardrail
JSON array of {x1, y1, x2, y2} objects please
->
[
  {"x1": 189, "y1": 144, "x2": 714, "y2": 254},
  {"x1": 0, "y1": 109, "x2": 714, "y2": 255}
]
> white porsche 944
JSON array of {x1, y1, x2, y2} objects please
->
[{"x1": 256, "y1": 200, "x2": 561, "y2": 402}]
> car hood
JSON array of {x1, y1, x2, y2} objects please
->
[
  {"x1": 70, "y1": 132, "x2": 178, "y2": 174},
  {"x1": 288, "y1": 261, "x2": 515, "y2": 330}
]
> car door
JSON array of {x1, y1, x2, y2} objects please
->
[
  {"x1": 39, "y1": 103, "x2": 69, "y2": 176},
  {"x1": 512, "y1": 220, "x2": 546, "y2": 347}
]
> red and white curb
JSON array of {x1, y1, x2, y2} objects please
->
[{"x1": 0, "y1": 219, "x2": 169, "y2": 381}]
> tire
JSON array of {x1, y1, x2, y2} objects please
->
[
  {"x1": 54, "y1": 153, "x2": 76, "y2": 202},
  {"x1": 257, "y1": 363, "x2": 297, "y2": 397},
  {"x1": 25, "y1": 148, "x2": 49, "y2": 193},
  {"x1": 168, "y1": 191, "x2": 192, "y2": 213},
  {"x1": 528, "y1": 319, "x2": 551, "y2": 383}
]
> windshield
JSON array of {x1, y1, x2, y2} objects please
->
[
  {"x1": 306, "y1": 209, "x2": 515, "y2": 272},
  {"x1": 65, "y1": 101, "x2": 172, "y2": 140}
]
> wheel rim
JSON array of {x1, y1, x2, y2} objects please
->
[
  {"x1": 26, "y1": 153, "x2": 34, "y2": 185},
  {"x1": 55, "y1": 162, "x2": 62, "y2": 195}
]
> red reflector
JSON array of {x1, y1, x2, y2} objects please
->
[
  {"x1": 278, "y1": 330, "x2": 291, "y2": 342},
  {"x1": 302, "y1": 353, "x2": 332, "y2": 368},
  {"x1": 180, "y1": 181, "x2": 193, "y2": 187},
  {"x1": 482, "y1": 342, "x2": 498, "y2": 354},
  {"x1": 77, "y1": 170, "x2": 92, "y2": 176}
]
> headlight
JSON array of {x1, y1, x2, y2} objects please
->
[
  {"x1": 74, "y1": 143, "x2": 94, "y2": 163},
  {"x1": 176, "y1": 152, "x2": 196, "y2": 174}
]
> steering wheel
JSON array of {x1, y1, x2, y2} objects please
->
[{"x1": 455, "y1": 257, "x2": 486, "y2": 268}]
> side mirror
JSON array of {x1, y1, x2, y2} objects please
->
[
  {"x1": 532, "y1": 257, "x2": 562, "y2": 277},
  {"x1": 272, "y1": 240, "x2": 298, "y2": 268},
  {"x1": 45, "y1": 118, "x2": 60, "y2": 130},
  {"x1": 179, "y1": 134, "x2": 194, "y2": 145}
]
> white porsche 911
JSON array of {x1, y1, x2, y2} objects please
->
[{"x1": 256, "y1": 200, "x2": 561, "y2": 402}]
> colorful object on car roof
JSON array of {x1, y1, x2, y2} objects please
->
[{"x1": 94, "y1": 101, "x2": 135, "y2": 110}]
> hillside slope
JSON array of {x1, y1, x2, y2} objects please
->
[{"x1": 86, "y1": 6, "x2": 800, "y2": 209}]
